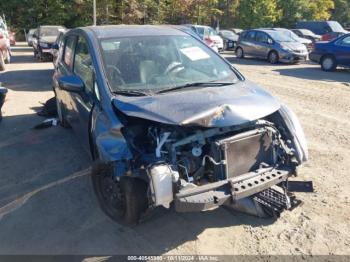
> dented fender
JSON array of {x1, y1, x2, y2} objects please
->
[{"x1": 90, "y1": 106, "x2": 132, "y2": 164}]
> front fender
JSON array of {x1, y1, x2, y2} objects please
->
[{"x1": 91, "y1": 107, "x2": 133, "y2": 163}]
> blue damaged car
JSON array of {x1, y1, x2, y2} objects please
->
[{"x1": 53, "y1": 25, "x2": 308, "y2": 225}]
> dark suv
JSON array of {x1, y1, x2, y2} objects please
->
[{"x1": 296, "y1": 21, "x2": 348, "y2": 41}]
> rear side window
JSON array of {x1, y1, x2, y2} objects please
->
[
  {"x1": 63, "y1": 36, "x2": 76, "y2": 68},
  {"x1": 246, "y1": 31, "x2": 256, "y2": 41},
  {"x1": 255, "y1": 32, "x2": 268, "y2": 43},
  {"x1": 240, "y1": 31, "x2": 248, "y2": 39}
]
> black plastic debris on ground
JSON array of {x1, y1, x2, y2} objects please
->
[
  {"x1": 33, "y1": 118, "x2": 59, "y2": 129},
  {"x1": 284, "y1": 181, "x2": 314, "y2": 192}
]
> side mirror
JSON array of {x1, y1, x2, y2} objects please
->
[{"x1": 58, "y1": 75, "x2": 84, "y2": 93}]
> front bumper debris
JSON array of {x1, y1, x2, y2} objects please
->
[{"x1": 175, "y1": 167, "x2": 290, "y2": 212}]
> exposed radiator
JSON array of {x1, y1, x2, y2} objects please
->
[{"x1": 211, "y1": 128, "x2": 275, "y2": 179}]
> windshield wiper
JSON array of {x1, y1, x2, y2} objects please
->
[
  {"x1": 157, "y1": 81, "x2": 235, "y2": 94},
  {"x1": 113, "y1": 90, "x2": 149, "y2": 96}
]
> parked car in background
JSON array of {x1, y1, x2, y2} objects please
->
[
  {"x1": 0, "y1": 31, "x2": 11, "y2": 70},
  {"x1": 32, "y1": 25, "x2": 66, "y2": 61},
  {"x1": 291, "y1": 29, "x2": 321, "y2": 42},
  {"x1": 269, "y1": 28, "x2": 313, "y2": 52},
  {"x1": 9, "y1": 30, "x2": 15, "y2": 46},
  {"x1": 53, "y1": 25, "x2": 308, "y2": 225},
  {"x1": 184, "y1": 24, "x2": 224, "y2": 52},
  {"x1": 310, "y1": 33, "x2": 350, "y2": 71},
  {"x1": 230, "y1": 28, "x2": 243, "y2": 35},
  {"x1": 0, "y1": 17, "x2": 11, "y2": 70},
  {"x1": 296, "y1": 21, "x2": 348, "y2": 41},
  {"x1": 219, "y1": 30, "x2": 239, "y2": 50},
  {"x1": 26, "y1": 28, "x2": 36, "y2": 46},
  {"x1": 236, "y1": 29, "x2": 308, "y2": 64}
]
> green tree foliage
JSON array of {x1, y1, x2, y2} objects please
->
[
  {"x1": 1, "y1": 0, "x2": 349, "y2": 37},
  {"x1": 332, "y1": 0, "x2": 350, "y2": 26},
  {"x1": 233, "y1": 0, "x2": 280, "y2": 28}
]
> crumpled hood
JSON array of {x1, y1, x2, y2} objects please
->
[
  {"x1": 40, "y1": 36, "x2": 57, "y2": 44},
  {"x1": 112, "y1": 81, "x2": 280, "y2": 127}
]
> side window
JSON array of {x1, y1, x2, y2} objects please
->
[
  {"x1": 246, "y1": 31, "x2": 256, "y2": 41},
  {"x1": 240, "y1": 31, "x2": 247, "y2": 39},
  {"x1": 255, "y1": 32, "x2": 268, "y2": 43},
  {"x1": 63, "y1": 36, "x2": 76, "y2": 69},
  {"x1": 74, "y1": 37, "x2": 94, "y2": 94},
  {"x1": 338, "y1": 36, "x2": 350, "y2": 47}
]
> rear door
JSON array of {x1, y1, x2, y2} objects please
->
[
  {"x1": 241, "y1": 31, "x2": 257, "y2": 56},
  {"x1": 254, "y1": 32, "x2": 272, "y2": 58},
  {"x1": 334, "y1": 35, "x2": 350, "y2": 66}
]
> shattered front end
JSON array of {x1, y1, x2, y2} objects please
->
[{"x1": 111, "y1": 102, "x2": 309, "y2": 218}]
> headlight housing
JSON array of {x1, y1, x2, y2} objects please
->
[
  {"x1": 281, "y1": 44, "x2": 293, "y2": 52},
  {"x1": 278, "y1": 104, "x2": 308, "y2": 163}
]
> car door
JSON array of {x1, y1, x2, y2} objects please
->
[
  {"x1": 55, "y1": 34, "x2": 77, "y2": 122},
  {"x1": 67, "y1": 35, "x2": 97, "y2": 151},
  {"x1": 241, "y1": 31, "x2": 257, "y2": 56},
  {"x1": 254, "y1": 32, "x2": 271, "y2": 58},
  {"x1": 334, "y1": 35, "x2": 350, "y2": 66}
]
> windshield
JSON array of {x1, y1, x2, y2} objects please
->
[
  {"x1": 221, "y1": 30, "x2": 235, "y2": 38},
  {"x1": 278, "y1": 29, "x2": 299, "y2": 41},
  {"x1": 40, "y1": 27, "x2": 63, "y2": 37},
  {"x1": 328, "y1": 21, "x2": 345, "y2": 32},
  {"x1": 100, "y1": 35, "x2": 238, "y2": 94},
  {"x1": 267, "y1": 31, "x2": 295, "y2": 42}
]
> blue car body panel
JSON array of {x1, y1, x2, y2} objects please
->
[{"x1": 310, "y1": 33, "x2": 350, "y2": 67}]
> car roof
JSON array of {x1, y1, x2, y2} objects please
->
[
  {"x1": 40, "y1": 25, "x2": 65, "y2": 28},
  {"x1": 247, "y1": 29, "x2": 276, "y2": 34},
  {"x1": 83, "y1": 25, "x2": 188, "y2": 39}
]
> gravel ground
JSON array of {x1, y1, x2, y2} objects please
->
[{"x1": 0, "y1": 44, "x2": 349, "y2": 255}]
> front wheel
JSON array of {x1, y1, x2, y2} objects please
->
[
  {"x1": 268, "y1": 51, "x2": 279, "y2": 64},
  {"x1": 91, "y1": 163, "x2": 148, "y2": 226},
  {"x1": 321, "y1": 55, "x2": 337, "y2": 71}
]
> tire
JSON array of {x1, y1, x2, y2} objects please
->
[
  {"x1": 268, "y1": 51, "x2": 279, "y2": 64},
  {"x1": 0, "y1": 52, "x2": 5, "y2": 71},
  {"x1": 56, "y1": 97, "x2": 70, "y2": 128},
  {"x1": 4, "y1": 49, "x2": 10, "y2": 64},
  {"x1": 236, "y1": 47, "x2": 244, "y2": 58},
  {"x1": 321, "y1": 55, "x2": 337, "y2": 72},
  {"x1": 38, "y1": 49, "x2": 44, "y2": 62},
  {"x1": 91, "y1": 163, "x2": 148, "y2": 226}
]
